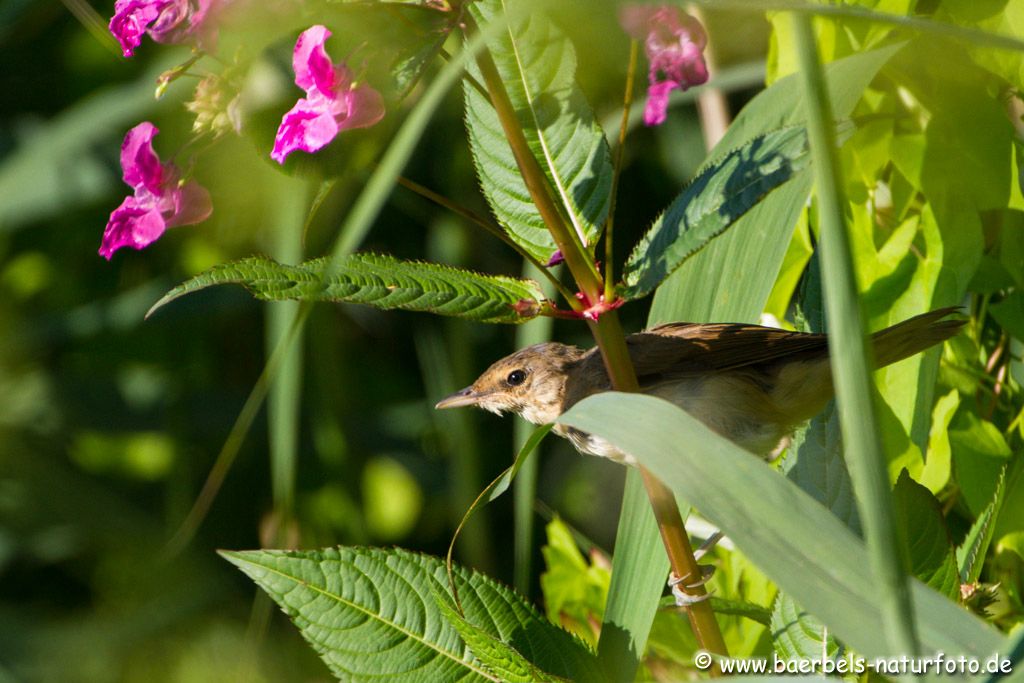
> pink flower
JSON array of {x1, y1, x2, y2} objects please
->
[
  {"x1": 271, "y1": 25, "x2": 385, "y2": 164},
  {"x1": 620, "y1": 4, "x2": 709, "y2": 126},
  {"x1": 109, "y1": 0, "x2": 215, "y2": 58},
  {"x1": 99, "y1": 122, "x2": 212, "y2": 260},
  {"x1": 546, "y1": 249, "x2": 564, "y2": 267}
]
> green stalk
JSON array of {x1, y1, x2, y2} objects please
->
[
  {"x1": 470, "y1": 9, "x2": 727, "y2": 663},
  {"x1": 266, "y1": 176, "x2": 307, "y2": 524},
  {"x1": 513, "y1": 261, "x2": 557, "y2": 597},
  {"x1": 790, "y1": 12, "x2": 918, "y2": 656}
]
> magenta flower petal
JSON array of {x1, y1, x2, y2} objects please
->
[
  {"x1": 109, "y1": 0, "x2": 218, "y2": 57},
  {"x1": 271, "y1": 100, "x2": 340, "y2": 163},
  {"x1": 110, "y1": 0, "x2": 166, "y2": 57},
  {"x1": 272, "y1": 25, "x2": 385, "y2": 164},
  {"x1": 120, "y1": 121, "x2": 163, "y2": 193},
  {"x1": 100, "y1": 122, "x2": 211, "y2": 259},
  {"x1": 338, "y1": 83, "x2": 386, "y2": 131},
  {"x1": 619, "y1": 4, "x2": 709, "y2": 127},
  {"x1": 168, "y1": 180, "x2": 213, "y2": 227},
  {"x1": 100, "y1": 196, "x2": 169, "y2": 259},
  {"x1": 642, "y1": 81, "x2": 674, "y2": 127},
  {"x1": 293, "y1": 25, "x2": 337, "y2": 94}
]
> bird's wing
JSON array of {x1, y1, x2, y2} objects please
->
[{"x1": 626, "y1": 322, "x2": 829, "y2": 377}]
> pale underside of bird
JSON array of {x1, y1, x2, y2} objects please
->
[{"x1": 436, "y1": 308, "x2": 963, "y2": 466}]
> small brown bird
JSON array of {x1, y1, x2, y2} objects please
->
[{"x1": 435, "y1": 307, "x2": 963, "y2": 464}]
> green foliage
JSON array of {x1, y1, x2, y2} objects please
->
[
  {"x1": 464, "y1": 0, "x2": 612, "y2": 262},
  {"x1": 221, "y1": 547, "x2": 604, "y2": 682},
  {"x1": 958, "y1": 469, "x2": 1006, "y2": 586},
  {"x1": 893, "y1": 470, "x2": 960, "y2": 599},
  {"x1": 770, "y1": 593, "x2": 840, "y2": 663},
  {"x1": 558, "y1": 392, "x2": 1007, "y2": 658},
  {"x1": 149, "y1": 254, "x2": 545, "y2": 324},
  {"x1": 8, "y1": 0, "x2": 1024, "y2": 680},
  {"x1": 599, "y1": 38, "x2": 904, "y2": 682},
  {"x1": 539, "y1": 517, "x2": 610, "y2": 647},
  {"x1": 621, "y1": 125, "x2": 818, "y2": 301}
]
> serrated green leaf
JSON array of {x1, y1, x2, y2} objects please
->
[
  {"x1": 958, "y1": 468, "x2": 1006, "y2": 585},
  {"x1": 786, "y1": 403, "x2": 861, "y2": 532},
  {"x1": 148, "y1": 254, "x2": 545, "y2": 324},
  {"x1": 558, "y1": 393, "x2": 1006, "y2": 660},
  {"x1": 465, "y1": 0, "x2": 612, "y2": 262},
  {"x1": 433, "y1": 590, "x2": 569, "y2": 683},
  {"x1": 621, "y1": 125, "x2": 817, "y2": 301},
  {"x1": 221, "y1": 547, "x2": 604, "y2": 682},
  {"x1": 893, "y1": 470, "x2": 960, "y2": 599},
  {"x1": 771, "y1": 593, "x2": 841, "y2": 662}
]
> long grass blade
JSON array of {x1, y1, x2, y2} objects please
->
[
  {"x1": 513, "y1": 261, "x2": 557, "y2": 597},
  {"x1": 790, "y1": 12, "x2": 918, "y2": 655},
  {"x1": 266, "y1": 178, "x2": 308, "y2": 523}
]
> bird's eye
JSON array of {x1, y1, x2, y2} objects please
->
[{"x1": 506, "y1": 369, "x2": 527, "y2": 386}]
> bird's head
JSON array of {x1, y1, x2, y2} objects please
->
[{"x1": 435, "y1": 342, "x2": 583, "y2": 425}]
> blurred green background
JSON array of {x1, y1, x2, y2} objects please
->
[{"x1": 0, "y1": 2, "x2": 769, "y2": 680}]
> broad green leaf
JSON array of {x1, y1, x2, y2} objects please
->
[
  {"x1": 935, "y1": 1, "x2": 1024, "y2": 90},
  {"x1": 958, "y1": 468, "x2": 1006, "y2": 585},
  {"x1": 434, "y1": 591, "x2": 569, "y2": 683},
  {"x1": 718, "y1": 43, "x2": 905, "y2": 164},
  {"x1": 919, "y1": 389, "x2": 959, "y2": 493},
  {"x1": 539, "y1": 517, "x2": 610, "y2": 647},
  {"x1": 952, "y1": 411, "x2": 1013, "y2": 518},
  {"x1": 465, "y1": 0, "x2": 612, "y2": 262},
  {"x1": 770, "y1": 593, "x2": 840, "y2": 663},
  {"x1": 147, "y1": 254, "x2": 545, "y2": 324},
  {"x1": 893, "y1": 470, "x2": 960, "y2": 599},
  {"x1": 991, "y1": 291, "x2": 1024, "y2": 342},
  {"x1": 221, "y1": 547, "x2": 604, "y2": 682},
  {"x1": 559, "y1": 393, "x2": 1006, "y2": 659},
  {"x1": 621, "y1": 125, "x2": 821, "y2": 301}
]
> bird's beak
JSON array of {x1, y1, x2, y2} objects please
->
[{"x1": 435, "y1": 386, "x2": 481, "y2": 409}]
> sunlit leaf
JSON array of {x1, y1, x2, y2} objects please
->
[
  {"x1": 434, "y1": 591, "x2": 570, "y2": 683},
  {"x1": 222, "y1": 547, "x2": 604, "y2": 682},
  {"x1": 559, "y1": 393, "x2": 1006, "y2": 659},
  {"x1": 893, "y1": 470, "x2": 959, "y2": 599},
  {"x1": 621, "y1": 125, "x2": 822, "y2": 301},
  {"x1": 958, "y1": 468, "x2": 1006, "y2": 585},
  {"x1": 465, "y1": 0, "x2": 612, "y2": 262}
]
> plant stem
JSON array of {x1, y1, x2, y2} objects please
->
[
  {"x1": 589, "y1": 312, "x2": 729, "y2": 665},
  {"x1": 790, "y1": 12, "x2": 918, "y2": 656},
  {"x1": 469, "y1": 10, "x2": 728, "y2": 661}
]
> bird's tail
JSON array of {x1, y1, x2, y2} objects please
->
[{"x1": 871, "y1": 307, "x2": 964, "y2": 368}]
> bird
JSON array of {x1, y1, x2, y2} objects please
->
[{"x1": 435, "y1": 307, "x2": 964, "y2": 465}]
